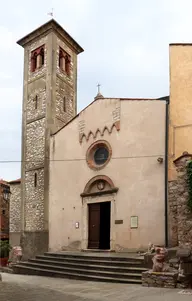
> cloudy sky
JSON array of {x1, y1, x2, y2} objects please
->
[{"x1": 0, "y1": 0, "x2": 191, "y2": 180}]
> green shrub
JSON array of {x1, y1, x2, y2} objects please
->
[{"x1": 0, "y1": 240, "x2": 12, "y2": 258}]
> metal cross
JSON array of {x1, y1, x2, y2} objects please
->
[
  {"x1": 47, "y1": 8, "x2": 54, "y2": 18},
  {"x1": 97, "y1": 83, "x2": 101, "y2": 94}
]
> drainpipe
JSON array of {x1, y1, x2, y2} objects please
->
[{"x1": 164, "y1": 99, "x2": 169, "y2": 247}]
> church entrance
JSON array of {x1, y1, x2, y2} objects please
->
[{"x1": 88, "y1": 202, "x2": 111, "y2": 250}]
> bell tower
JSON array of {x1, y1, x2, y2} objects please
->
[{"x1": 18, "y1": 19, "x2": 83, "y2": 259}]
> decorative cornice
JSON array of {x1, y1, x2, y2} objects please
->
[
  {"x1": 80, "y1": 188, "x2": 119, "y2": 197},
  {"x1": 79, "y1": 120, "x2": 120, "y2": 143},
  {"x1": 17, "y1": 19, "x2": 84, "y2": 54}
]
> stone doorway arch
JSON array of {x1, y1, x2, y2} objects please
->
[{"x1": 80, "y1": 175, "x2": 118, "y2": 251}]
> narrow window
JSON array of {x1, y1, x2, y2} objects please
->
[
  {"x1": 34, "y1": 95, "x2": 38, "y2": 110},
  {"x1": 59, "y1": 47, "x2": 71, "y2": 76},
  {"x1": 31, "y1": 52, "x2": 37, "y2": 72},
  {"x1": 2, "y1": 209, "x2": 5, "y2": 215},
  {"x1": 34, "y1": 173, "x2": 37, "y2": 187},
  {"x1": 63, "y1": 96, "x2": 66, "y2": 112},
  {"x1": 31, "y1": 45, "x2": 45, "y2": 72},
  {"x1": 40, "y1": 48, "x2": 44, "y2": 66},
  {"x1": 59, "y1": 50, "x2": 63, "y2": 69},
  {"x1": 65, "y1": 55, "x2": 71, "y2": 76}
]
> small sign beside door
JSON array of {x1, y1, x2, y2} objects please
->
[
  {"x1": 75, "y1": 222, "x2": 79, "y2": 229},
  {"x1": 115, "y1": 219, "x2": 123, "y2": 224},
  {"x1": 131, "y1": 216, "x2": 138, "y2": 229}
]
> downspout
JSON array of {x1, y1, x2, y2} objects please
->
[{"x1": 165, "y1": 99, "x2": 169, "y2": 247}]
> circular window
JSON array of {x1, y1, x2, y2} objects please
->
[
  {"x1": 94, "y1": 147, "x2": 109, "y2": 165},
  {"x1": 86, "y1": 140, "x2": 112, "y2": 170}
]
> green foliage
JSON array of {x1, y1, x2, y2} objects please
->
[
  {"x1": 186, "y1": 160, "x2": 192, "y2": 211},
  {"x1": 0, "y1": 240, "x2": 12, "y2": 258}
]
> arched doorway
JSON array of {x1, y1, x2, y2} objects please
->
[{"x1": 81, "y1": 176, "x2": 118, "y2": 250}]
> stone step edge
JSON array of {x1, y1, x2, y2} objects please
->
[
  {"x1": 29, "y1": 258, "x2": 147, "y2": 271},
  {"x1": 13, "y1": 265, "x2": 142, "y2": 283},
  {"x1": 18, "y1": 262, "x2": 143, "y2": 278},
  {"x1": 37, "y1": 255, "x2": 144, "y2": 266},
  {"x1": 44, "y1": 252, "x2": 144, "y2": 262}
]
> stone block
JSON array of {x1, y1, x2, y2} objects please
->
[
  {"x1": 177, "y1": 274, "x2": 192, "y2": 289},
  {"x1": 177, "y1": 248, "x2": 191, "y2": 258},
  {"x1": 180, "y1": 262, "x2": 192, "y2": 274},
  {"x1": 20, "y1": 230, "x2": 48, "y2": 260},
  {"x1": 142, "y1": 270, "x2": 178, "y2": 288}
]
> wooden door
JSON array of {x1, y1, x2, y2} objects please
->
[{"x1": 88, "y1": 203, "x2": 100, "y2": 249}]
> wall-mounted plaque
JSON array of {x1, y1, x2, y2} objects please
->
[
  {"x1": 115, "y1": 220, "x2": 123, "y2": 225},
  {"x1": 131, "y1": 216, "x2": 138, "y2": 228}
]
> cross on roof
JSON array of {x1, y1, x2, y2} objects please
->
[
  {"x1": 47, "y1": 8, "x2": 54, "y2": 17},
  {"x1": 97, "y1": 83, "x2": 101, "y2": 94}
]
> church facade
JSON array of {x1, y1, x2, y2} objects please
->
[
  {"x1": 11, "y1": 19, "x2": 191, "y2": 258},
  {"x1": 49, "y1": 96, "x2": 166, "y2": 252}
]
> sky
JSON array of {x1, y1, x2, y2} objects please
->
[{"x1": 0, "y1": 0, "x2": 192, "y2": 181}]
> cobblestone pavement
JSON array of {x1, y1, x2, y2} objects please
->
[{"x1": 0, "y1": 273, "x2": 192, "y2": 301}]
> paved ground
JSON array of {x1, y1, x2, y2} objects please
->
[{"x1": 0, "y1": 273, "x2": 192, "y2": 301}]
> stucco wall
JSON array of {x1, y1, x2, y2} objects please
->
[
  {"x1": 49, "y1": 98, "x2": 166, "y2": 252},
  {"x1": 169, "y1": 44, "x2": 192, "y2": 181}
]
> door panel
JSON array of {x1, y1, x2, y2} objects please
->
[{"x1": 88, "y1": 203, "x2": 100, "y2": 249}]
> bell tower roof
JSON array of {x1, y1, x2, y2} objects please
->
[{"x1": 17, "y1": 18, "x2": 84, "y2": 54}]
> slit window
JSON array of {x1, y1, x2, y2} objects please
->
[
  {"x1": 34, "y1": 95, "x2": 38, "y2": 110},
  {"x1": 65, "y1": 55, "x2": 71, "y2": 76},
  {"x1": 34, "y1": 173, "x2": 37, "y2": 187},
  {"x1": 40, "y1": 48, "x2": 44, "y2": 66},
  {"x1": 63, "y1": 96, "x2": 66, "y2": 112}
]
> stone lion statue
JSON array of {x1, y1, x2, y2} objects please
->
[{"x1": 152, "y1": 247, "x2": 169, "y2": 272}]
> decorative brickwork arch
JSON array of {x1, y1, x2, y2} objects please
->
[{"x1": 81, "y1": 175, "x2": 118, "y2": 197}]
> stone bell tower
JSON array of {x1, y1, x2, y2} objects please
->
[{"x1": 18, "y1": 19, "x2": 83, "y2": 259}]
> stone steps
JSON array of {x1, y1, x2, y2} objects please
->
[
  {"x1": 13, "y1": 252, "x2": 147, "y2": 284},
  {"x1": 28, "y1": 257, "x2": 146, "y2": 273},
  {"x1": 36, "y1": 254, "x2": 144, "y2": 267}
]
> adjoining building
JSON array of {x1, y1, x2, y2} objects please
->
[{"x1": 0, "y1": 180, "x2": 10, "y2": 241}]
